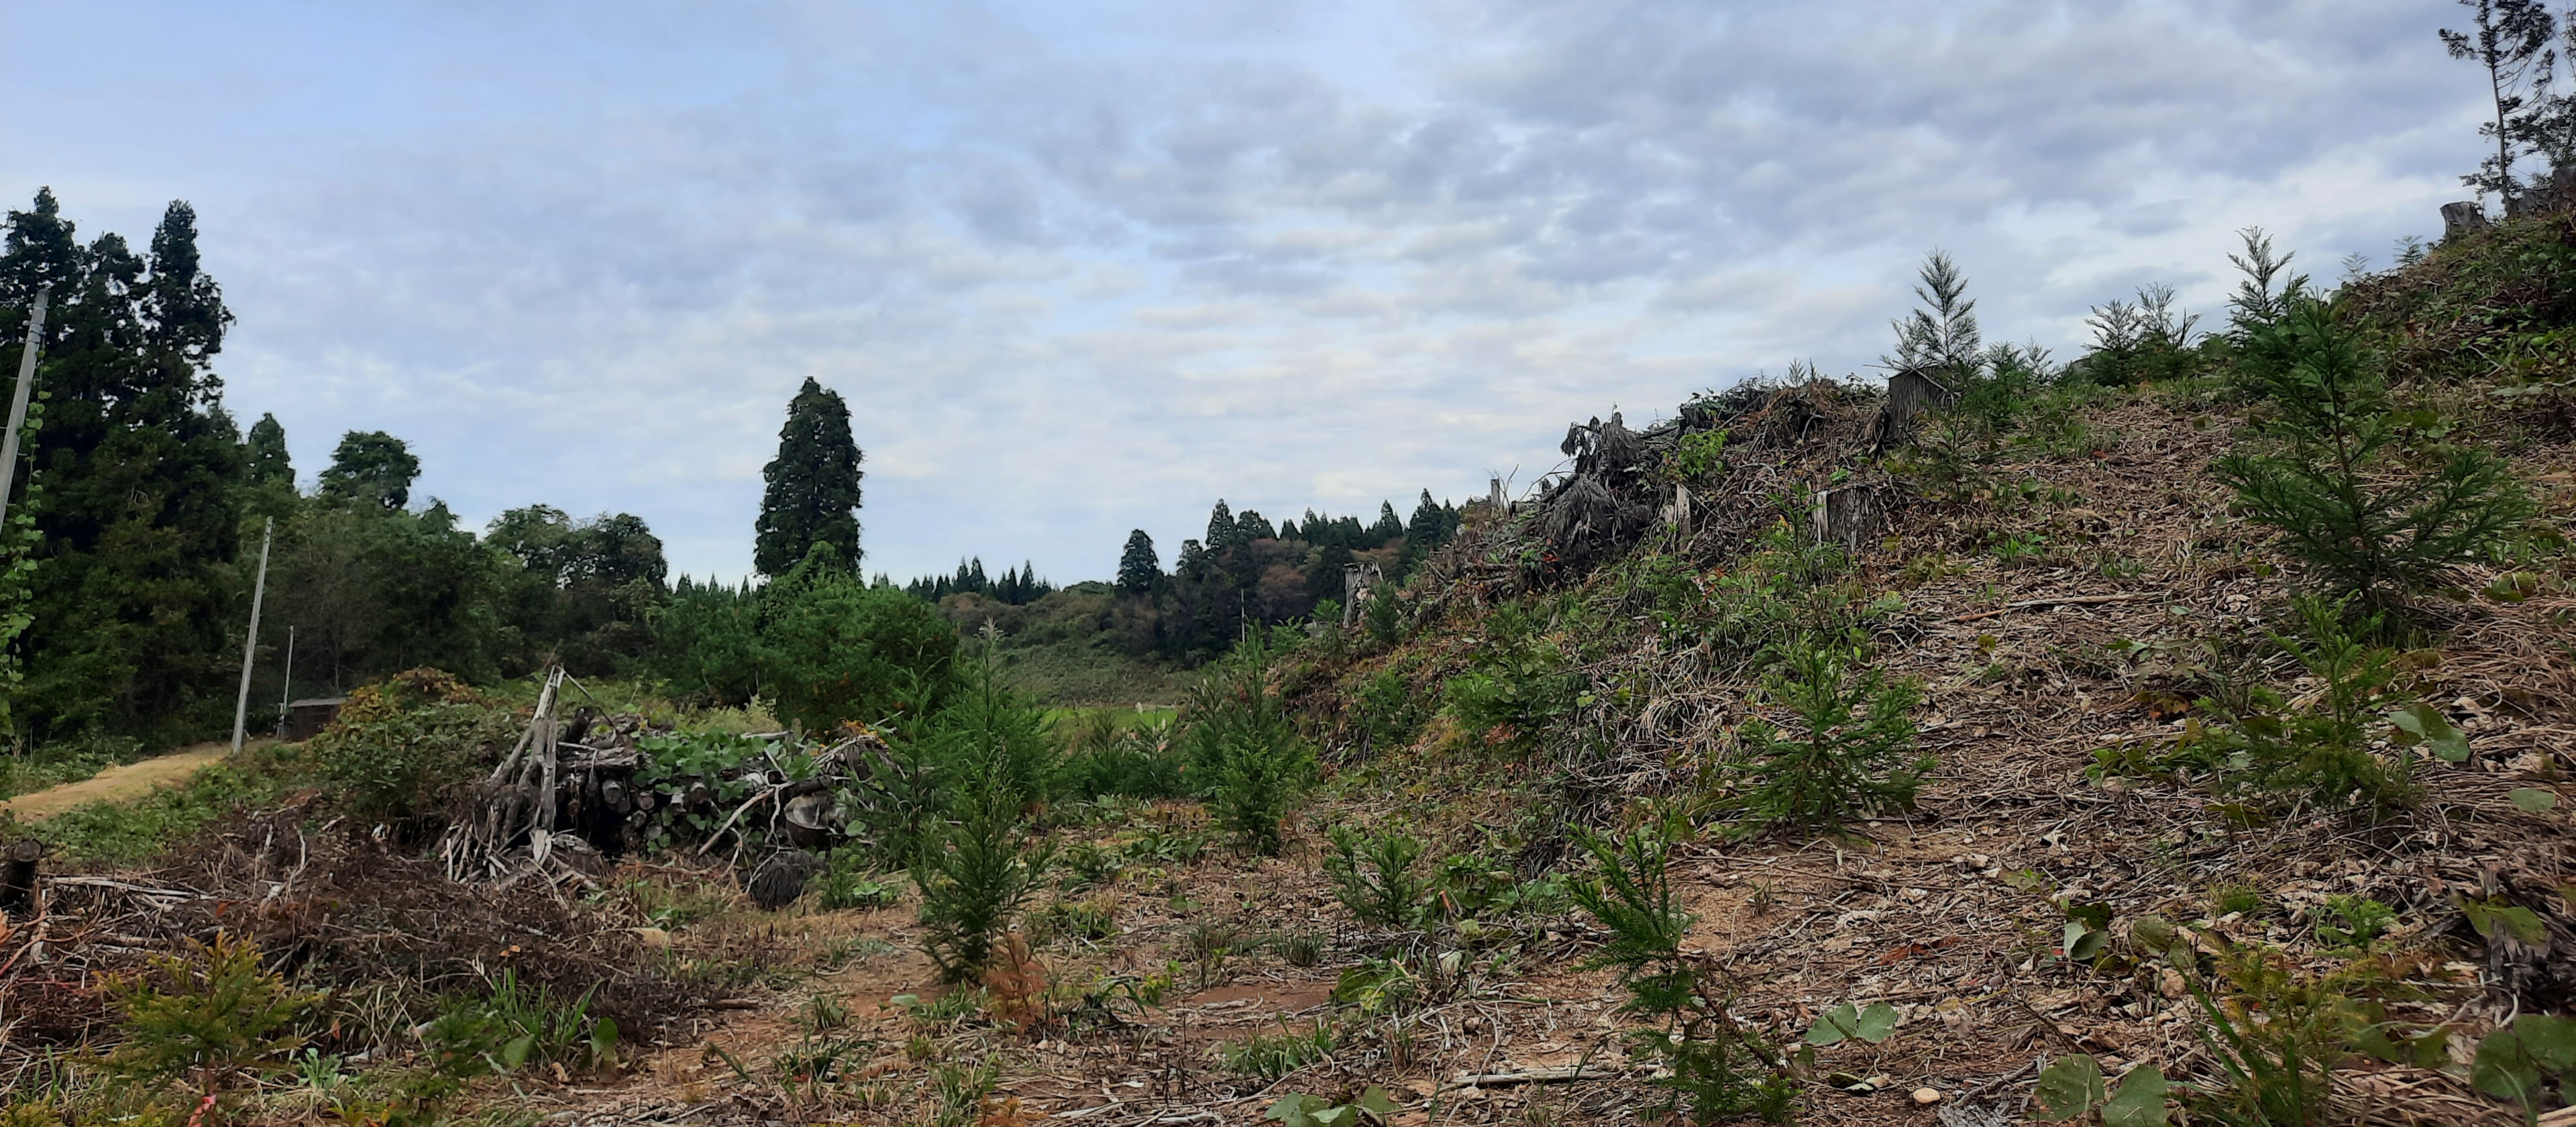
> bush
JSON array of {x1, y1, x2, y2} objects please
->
[
  {"x1": 1442, "y1": 601, "x2": 1582, "y2": 751},
  {"x1": 1059, "y1": 719, "x2": 1190, "y2": 801},
  {"x1": 1352, "y1": 666, "x2": 1429, "y2": 753},
  {"x1": 2176, "y1": 596, "x2": 2455, "y2": 812},
  {"x1": 759, "y1": 563, "x2": 959, "y2": 733},
  {"x1": 423, "y1": 971, "x2": 619, "y2": 1077},
  {"x1": 308, "y1": 671, "x2": 517, "y2": 821},
  {"x1": 2212, "y1": 299, "x2": 2532, "y2": 608},
  {"x1": 1723, "y1": 639, "x2": 1927, "y2": 835}
]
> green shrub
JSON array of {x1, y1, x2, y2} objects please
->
[
  {"x1": 810, "y1": 849, "x2": 902, "y2": 911},
  {"x1": 758, "y1": 563, "x2": 958, "y2": 733},
  {"x1": 102, "y1": 932, "x2": 320, "y2": 1093},
  {"x1": 1352, "y1": 666, "x2": 1428, "y2": 753},
  {"x1": 1184, "y1": 639, "x2": 1314, "y2": 855},
  {"x1": 1324, "y1": 826, "x2": 1431, "y2": 928},
  {"x1": 1061, "y1": 719, "x2": 1189, "y2": 800},
  {"x1": 2212, "y1": 299, "x2": 2532, "y2": 608},
  {"x1": 1571, "y1": 826, "x2": 1791, "y2": 1124},
  {"x1": 911, "y1": 770, "x2": 1054, "y2": 983},
  {"x1": 1442, "y1": 601, "x2": 1582, "y2": 751},
  {"x1": 1723, "y1": 639, "x2": 1928, "y2": 835},
  {"x1": 308, "y1": 677, "x2": 517, "y2": 821}
]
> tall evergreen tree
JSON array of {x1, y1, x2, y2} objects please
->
[
  {"x1": 1116, "y1": 529, "x2": 1161, "y2": 594},
  {"x1": 318, "y1": 431, "x2": 419, "y2": 512},
  {"x1": 1235, "y1": 508, "x2": 1276, "y2": 542},
  {"x1": 244, "y1": 413, "x2": 292, "y2": 487},
  {"x1": 753, "y1": 377, "x2": 865, "y2": 576},
  {"x1": 3, "y1": 195, "x2": 250, "y2": 737},
  {"x1": 1205, "y1": 500, "x2": 1239, "y2": 552},
  {"x1": 1368, "y1": 501, "x2": 1403, "y2": 545}
]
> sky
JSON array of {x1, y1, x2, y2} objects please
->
[{"x1": 0, "y1": 0, "x2": 2500, "y2": 584}]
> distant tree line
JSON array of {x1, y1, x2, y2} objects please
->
[
  {"x1": 902, "y1": 558, "x2": 1055, "y2": 605},
  {"x1": 1105, "y1": 491, "x2": 1462, "y2": 662}
]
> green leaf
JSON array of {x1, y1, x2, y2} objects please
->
[
  {"x1": 2388, "y1": 704, "x2": 2470, "y2": 762},
  {"x1": 2065, "y1": 922, "x2": 2108, "y2": 961},
  {"x1": 1307, "y1": 1108, "x2": 1356, "y2": 1127},
  {"x1": 2464, "y1": 898, "x2": 2551, "y2": 945},
  {"x1": 2101, "y1": 1064, "x2": 2171, "y2": 1127},
  {"x1": 1265, "y1": 1093, "x2": 1317, "y2": 1127},
  {"x1": 1807, "y1": 1002, "x2": 1861, "y2": 1046},
  {"x1": 499, "y1": 1034, "x2": 535, "y2": 1071},
  {"x1": 2034, "y1": 1053, "x2": 2107, "y2": 1121},
  {"x1": 1352, "y1": 1086, "x2": 1401, "y2": 1118},
  {"x1": 2516, "y1": 1014, "x2": 2576, "y2": 1073},
  {"x1": 2473, "y1": 1027, "x2": 2542, "y2": 1104},
  {"x1": 2128, "y1": 915, "x2": 2186, "y2": 961},
  {"x1": 2064, "y1": 901, "x2": 2113, "y2": 932},
  {"x1": 2485, "y1": 572, "x2": 2548, "y2": 603},
  {"x1": 2510, "y1": 788, "x2": 2561, "y2": 813},
  {"x1": 590, "y1": 1016, "x2": 619, "y2": 1063},
  {"x1": 1850, "y1": 1002, "x2": 1900, "y2": 1043}
]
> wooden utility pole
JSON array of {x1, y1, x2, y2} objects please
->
[
  {"x1": 0, "y1": 284, "x2": 52, "y2": 531},
  {"x1": 231, "y1": 517, "x2": 274, "y2": 755}
]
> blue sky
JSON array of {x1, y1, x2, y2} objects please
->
[{"x1": 0, "y1": 0, "x2": 2494, "y2": 583}]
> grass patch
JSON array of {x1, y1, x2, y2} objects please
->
[
  {"x1": 0, "y1": 734, "x2": 150, "y2": 800},
  {"x1": 11, "y1": 745, "x2": 307, "y2": 864},
  {"x1": 1001, "y1": 639, "x2": 1193, "y2": 708}
]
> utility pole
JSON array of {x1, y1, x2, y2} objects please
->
[
  {"x1": 274, "y1": 625, "x2": 295, "y2": 741},
  {"x1": 230, "y1": 517, "x2": 273, "y2": 755},
  {"x1": 0, "y1": 284, "x2": 52, "y2": 531}
]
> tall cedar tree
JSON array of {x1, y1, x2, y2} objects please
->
[
  {"x1": 1108, "y1": 530, "x2": 1159, "y2": 594},
  {"x1": 753, "y1": 377, "x2": 864, "y2": 576},
  {"x1": 4, "y1": 191, "x2": 248, "y2": 738}
]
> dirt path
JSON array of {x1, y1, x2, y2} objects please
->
[{"x1": 0, "y1": 742, "x2": 243, "y2": 820}]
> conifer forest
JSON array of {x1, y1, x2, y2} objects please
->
[{"x1": 5, "y1": 5, "x2": 2576, "y2": 1127}]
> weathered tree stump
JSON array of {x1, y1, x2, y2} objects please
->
[
  {"x1": 1813, "y1": 486, "x2": 1882, "y2": 553},
  {"x1": 1873, "y1": 368, "x2": 1953, "y2": 450},
  {"x1": 1, "y1": 839, "x2": 41, "y2": 916},
  {"x1": 2443, "y1": 201, "x2": 2493, "y2": 242}
]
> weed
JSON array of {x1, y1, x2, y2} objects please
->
[
  {"x1": 1443, "y1": 600, "x2": 1585, "y2": 751},
  {"x1": 800, "y1": 993, "x2": 851, "y2": 1033},
  {"x1": 928, "y1": 1057, "x2": 1000, "y2": 1127},
  {"x1": 1325, "y1": 826, "x2": 1432, "y2": 928},
  {"x1": 1220, "y1": 1023, "x2": 1335, "y2": 1081},
  {"x1": 2210, "y1": 881, "x2": 2264, "y2": 918},
  {"x1": 1266, "y1": 1087, "x2": 1399, "y2": 1127},
  {"x1": 1723, "y1": 638, "x2": 1929, "y2": 835},
  {"x1": 1353, "y1": 665, "x2": 1429, "y2": 753},
  {"x1": 1029, "y1": 897, "x2": 1118, "y2": 947},
  {"x1": 2177, "y1": 596, "x2": 2456, "y2": 812},
  {"x1": 810, "y1": 849, "x2": 903, "y2": 911},
  {"x1": 1275, "y1": 929, "x2": 1326, "y2": 967},
  {"x1": 2470, "y1": 1014, "x2": 2576, "y2": 1122},
  {"x1": 2315, "y1": 896, "x2": 2396, "y2": 949},
  {"x1": 423, "y1": 970, "x2": 618, "y2": 1077}
]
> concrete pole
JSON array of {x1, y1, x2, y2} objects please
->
[
  {"x1": 275, "y1": 625, "x2": 295, "y2": 740},
  {"x1": 0, "y1": 284, "x2": 52, "y2": 531},
  {"x1": 231, "y1": 518, "x2": 273, "y2": 755}
]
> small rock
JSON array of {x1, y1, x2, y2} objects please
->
[{"x1": 1912, "y1": 1088, "x2": 1942, "y2": 1105}]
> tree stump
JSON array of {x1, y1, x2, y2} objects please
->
[
  {"x1": 1813, "y1": 486, "x2": 1881, "y2": 553},
  {"x1": 2443, "y1": 201, "x2": 2493, "y2": 243},
  {"x1": 1873, "y1": 368, "x2": 1953, "y2": 450},
  {"x1": 1, "y1": 839, "x2": 40, "y2": 916}
]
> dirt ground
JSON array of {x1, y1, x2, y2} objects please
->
[{"x1": 0, "y1": 742, "x2": 241, "y2": 820}]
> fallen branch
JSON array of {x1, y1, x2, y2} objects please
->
[
  {"x1": 1442, "y1": 1065, "x2": 1597, "y2": 1089},
  {"x1": 1949, "y1": 594, "x2": 2149, "y2": 624}
]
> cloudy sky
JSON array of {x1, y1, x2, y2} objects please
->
[{"x1": 0, "y1": 0, "x2": 2494, "y2": 583}]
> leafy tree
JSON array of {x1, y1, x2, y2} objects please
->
[
  {"x1": 264, "y1": 502, "x2": 508, "y2": 688},
  {"x1": 317, "y1": 430, "x2": 419, "y2": 512},
  {"x1": 5, "y1": 191, "x2": 247, "y2": 739},
  {"x1": 2212, "y1": 299, "x2": 2532, "y2": 608},
  {"x1": 752, "y1": 377, "x2": 863, "y2": 576},
  {"x1": 758, "y1": 553, "x2": 955, "y2": 732},
  {"x1": 650, "y1": 576, "x2": 763, "y2": 708}
]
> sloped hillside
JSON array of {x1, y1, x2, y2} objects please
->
[{"x1": 1260, "y1": 225, "x2": 2576, "y2": 1126}]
